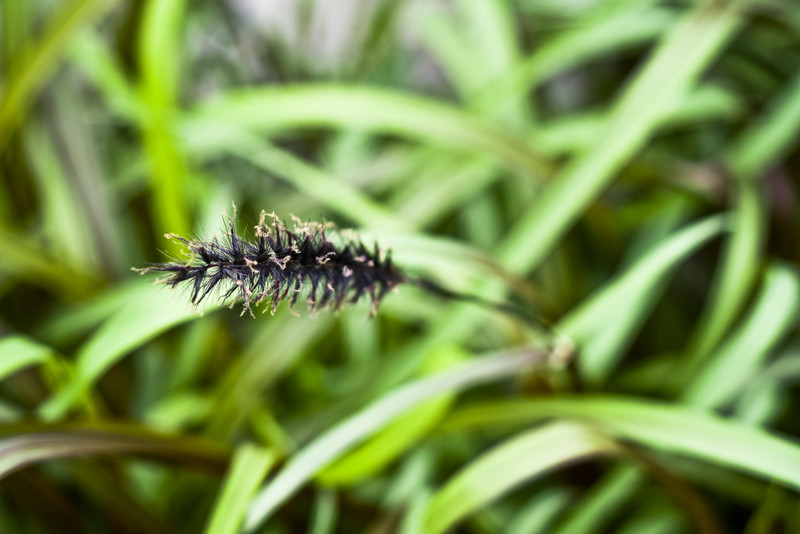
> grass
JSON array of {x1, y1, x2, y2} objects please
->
[{"x1": 2, "y1": 0, "x2": 800, "y2": 532}]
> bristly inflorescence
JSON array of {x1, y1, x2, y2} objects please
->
[{"x1": 135, "y1": 211, "x2": 407, "y2": 316}]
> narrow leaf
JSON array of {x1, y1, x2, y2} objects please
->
[
  {"x1": 183, "y1": 85, "x2": 551, "y2": 179},
  {"x1": 685, "y1": 263, "x2": 800, "y2": 409},
  {"x1": 0, "y1": 423, "x2": 228, "y2": 479},
  {"x1": 445, "y1": 396, "x2": 800, "y2": 492},
  {"x1": 205, "y1": 444, "x2": 277, "y2": 534},
  {"x1": 497, "y1": 3, "x2": 742, "y2": 274},
  {"x1": 243, "y1": 348, "x2": 548, "y2": 532},
  {"x1": 0, "y1": 335, "x2": 52, "y2": 381},
  {"x1": 424, "y1": 422, "x2": 618, "y2": 534},
  {"x1": 39, "y1": 283, "x2": 214, "y2": 421},
  {"x1": 558, "y1": 215, "x2": 728, "y2": 384}
]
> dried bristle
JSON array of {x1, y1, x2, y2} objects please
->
[{"x1": 136, "y1": 211, "x2": 406, "y2": 316}]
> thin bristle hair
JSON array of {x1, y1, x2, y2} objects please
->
[{"x1": 135, "y1": 211, "x2": 406, "y2": 316}]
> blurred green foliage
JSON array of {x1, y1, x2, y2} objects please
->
[{"x1": 2, "y1": 0, "x2": 800, "y2": 532}]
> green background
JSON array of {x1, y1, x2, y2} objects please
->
[{"x1": 2, "y1": 0, "x2": 800, "y2": 532}]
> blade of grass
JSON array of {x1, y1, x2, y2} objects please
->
[
  {"x1": 204, "y1": 314, "x2": 335, "y2": 441},
  {"x1": 0, "y1": 0, "x2": 113, "y2": 151},
  {"x1": 34, "y1": 281, "x2": 145, "y2": 345},
  {"x1": 531, "y1": 85, "x2": 741, "y2": 156},
  {"x1": 416, "y1": 0, "x2": 521, "y2": 105},
  {"x1": 137, "y1": 0, "x2": 191, "y2": 245},
  {"x1": 475, "y1": 2, "x2": 672, "y2": 118},
  {"x1": 308, "y1": 489, "x2": 337, "y2": 534},
  {"x1": 68, "y1": 31, "x2": 143, "y2": 120},
  {"x1": 507, "y1": 488, "x2": 574, "y2": 534},
  {"x1": 400, "y1": 488, "x2": 433, "y2": 534},
  {"x1": 1, "y1": 2, "x2": 33, "y2": 77},
  {"x1": 49, "y1": 76, "x2": 122, "y2": 273},
  {"x1": 316, "y1": 346, "x2": 467, "y2": 486},
  {"x1": 409, "y1": 1, "x2": 745, "y2": 356},
  {"x1": 735, "y1": 354, "x2": 800, "y2": 424},
  {"x1": 728, "y1": 67, "x2": 800, "y2": 178},
  {"x1": 682, "y1": 182, "x2": 763, "y2": 371},
  {"x1": 0, "y1": 423, "x2": 228, "y2": 479},
  {"x1": 209, "y1": 129, "x2": 405, "y2": 231},
  {"x1": 557, "y1": 215, "x2": 727, "y2": 384},
  {"x1": 684, "y1": 263, "x2": 800, "y2": 409},
  {"x1": 243, "y1": 347, "x2": 549, "y2": 532},
  {"x1": 616, "y1": 509, "x2": 684, "y2": 534},
  {"x1": 554, "y1": 466, "x2": 641, "y2": 534},
  {"x1": 444, "y1": 396, "x2": 800, "y2": 492},
  {"x1": 391, "y1": 155, "x2": 499, "y2": 227},
  {"x1": 0, "y1": 224, "x2": 98, "y2": 297},
  {"x1": 0, "y1": 335, "x2": 53, "y2": 381},
  {"x1": 25, "y1": 121, "x2": 98, "y2": 272},
  {"x1": 497, "y1": 2, "x2": 743, "y2": 274},
  {"x1": 68, "y1": 37, "x2": 539, "y2": 236},
  {"x1": 204, "y1": 444, "x2": 277, "y2": 534},
  {"x1": 366, "y1": 230, "x2": 533, "y2": 298},
  {"x1": 423, "y1": 421, "x2": 618, "y2": 534},
  {"x1": 183, "y1": 84, "x2": 551, "y2": 179},
  {"x1": 316, "y1": 395, "x2": 453, "y2": 486},
  {"x1": 38, "y1": 282, "x2": 216, "y2": 421},
  {"x1": 686, "y1": 67, "x2": 800, "y2": 368}
]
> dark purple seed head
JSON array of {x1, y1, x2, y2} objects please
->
[{"x1": 135, "y1": 211, "x2": 407, "y2": 316}]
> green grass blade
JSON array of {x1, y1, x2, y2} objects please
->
[
  {"x1": 0, "y1": 423, "x2": 228, "y2": 479},
  {"x1": 68, "y1": 31, "x2": 143, "y2": 120},
  {"x1": 204, "y1": 315, "x2": 335, "y2": 441},
  {"x1": 507, "y1": 488, "x2": 573, "y2": 534},
  {"x1": 184, "y1": 84, "x2": 551, "y2": 179},
  {"x1": 423, "y1": 422, "x2": 618, "y2": 534},
  {"x1": 0, "y1": 335, "x2": 53, "y2": 381},
  {"x1": 684, "y1": 263, "x2": 800, "y2": 409},
  {"x1": 38, "y1": 282, "x2": 215, "y2": 421},
  {"x1": 687, "y1": 66, "x2": 800, "y2": 364},
  {"x1": 0, "y1": 224, "x2": 98, "y2": 297},
  {"x1": 445, "y1": 396, "x2": 800, "y2": 492},
  {"x1": 317, "y1": 346, "x2": 467, "y2": 486},
  {"x1": 137, "y1": 0, "x2": 191, "y2": 244},
  {"x1": 400, "y1": 488, "x2": 433, "y2": 534},
  {"x1": 138, "y1": 0, "x2": 184, "y2": 106},
  {"x1": 317, "y1": 395, "x2": 454, "y2": 487},
  {"x1": 204, "y1": 444, "x2": 277, "y2": 534},
  {"x1": 416, "y1": 2, "x2": 745, "y2": 380},
  {"x1": 557, "y1": 215, "x2": 728, "y2": 384},
  {"x1": 683, "y1": 182, "x2": 764, "y2": 369},
  {"x1": 34, "y1": 281, "x2": 145, "y2": 345},
  {"x1": 554, "y1": 466, "x2": 641, "y2": 534},
  {"x1": 0, "y1": 0, "x2": 112, "y2": 150},
  {"x1": 417, "y1": 0, "x2": 521, "y2": 106},
  {"x1": 496, "y1": 3, "x2": 742, "y2": 274},
  {"x1": 736, "y1": 355, "x2": 800, "y2": 424},
  {"x1": 728, "y1": 67, "x2": 800, "y2": 178},
  {"x1": 25, "y1": 122, "x2": 98, "y2": 271},
  {"x1": 208, "y1": 131, "x2": 404, "y2": 231},
  {"x1": 531, "y1": 84, "x2": 741, "y2": 157},
  {"x1": 476, "y1": 3, "x2": 672, "y2": 117},
  {"x1": 308, "y1": 489, "x2": 337, "y2": 534},
  {"x1": 243, "y1": 348, "x2": 548, "y2": 532}
]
